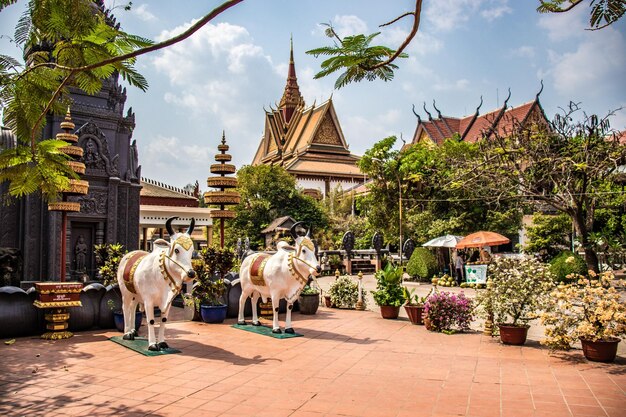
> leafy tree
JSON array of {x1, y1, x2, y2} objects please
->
[
  {"x1": 318, "y1": 185, "x2": 373, "y2": 250},
  {"x1": 228, "y1": 164, "x2": 328, "y2": 249},
  {"x1": 464, "y1": 104, "x2": 626, "y2": 271},
  {"x1": 406, "y1": 247, "x2": 437, "y2": 282},
  {"x1": 523, "y1": 213, "x2": 572, "y2": 261},
  {"x1": 549, "y1": 250, "x2": 587, "y2": 282},
  {"x1": 359, "y1": 135, "x2": 521, "y2": 247},
  {"x1": 537, "y1": 0, "x2": 625, "y2": 30}
]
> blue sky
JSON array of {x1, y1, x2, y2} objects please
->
[{"x1": 1, "y1": 0, "x2": 625, "y2": 188}]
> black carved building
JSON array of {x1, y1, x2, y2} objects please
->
[{"x1": 0, "y1": 73, "x2": 141, "y2": 284}]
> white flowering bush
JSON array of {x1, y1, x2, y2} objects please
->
[
  {"x1": 541, "y1": 271, "x2": 626, "y2": 350},
  {"x1": 328, "y1": 275, "x2": 365, "y2": 309},
  {"x1": 475, "y1": 257, "x2": 554, "y2": 328}
]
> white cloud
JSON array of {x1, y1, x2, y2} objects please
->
[
  {"x1": 332, "y1": 15, "x2": 368, "y2": 38},
  {"x1": 544, "y1": 28, "x2": 626, "y2": 99},
  {"x1": 141, "y1": 135, "x2": 214, "y2": 176},
  {"x1": 426, "y1": 0, "x2": 511, "y2": 31},
  {"x1": 131, "y1": 4, "x2": 156, "y2": 22},
  {"x1": 537, "y1": 4, "x2": 587, "y2": 42},
  {"x1": 510, "y1": 45, "x2": 535, "y2": 59},
  {"x1": 153, "y1": 21, "x2": 269, "y2": 81},
  {"x1": 343, "y1": 109, "x2": 403, "y2": 146},
  {"x1": 148, "y1": 20, "x2": 283, "y2": 183},
  {"x1": 380, "y1": 28, "x2": 443, "y2": 57},
  {"x1": 481, "y1": 2, "x2": 512, "y2": 21},
  {"x1": 433, "y1": 79, "x2": 470, "y2": 91}
]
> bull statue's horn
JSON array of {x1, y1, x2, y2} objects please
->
[
  {"x1": 290, "y1": 221, "x2": 305, "y2": 240},
  {"x1": 186, "y1": 218, "x2": 195, "y2": 235},
  {"x1": 165, "y1": 217, "x2": 178, "y2": 236}
]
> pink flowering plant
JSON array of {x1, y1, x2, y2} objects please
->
[
  {"x1": 475, "y1": 257, "x2": 554, "y2": 330},
  {"x1": 541, "y1": 271, "x2": 626, "y2": 350},
  {"x1": 423, "y1": 290, "x2": 473, "y2": 333}
]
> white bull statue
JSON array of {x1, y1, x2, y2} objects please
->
[
  {"x1": 117, "y1": 216, "x2": 196, "y2": 351},
  {"x1": 238, "y1": 222, "x2": 321, "y2": 334}
]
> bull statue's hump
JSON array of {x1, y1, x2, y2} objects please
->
[{"x1": 276, "y1": 241, "x2": 295, "y2": 252}]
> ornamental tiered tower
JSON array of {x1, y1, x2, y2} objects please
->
[
  {"x1": 47, "y1": 109, "x2": 89, "y2": 281},
  {"x1": 204, "y1": 132, "x2": 240, "y2": 248}
]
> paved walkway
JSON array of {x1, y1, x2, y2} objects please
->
[{"x1": 1, "y1": 299, "x2": 625, "y2": 417}]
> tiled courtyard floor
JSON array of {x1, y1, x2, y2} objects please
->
[{"x1": 1, "y1": 304, "x2": 625, "y2": 417}]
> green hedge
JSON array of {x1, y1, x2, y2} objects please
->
[
  {"x1": 549, "y1": 250, "x2": 587, "y2": 282},
  {"x1": 406, "y1": 247, "x2": 437, "y2": 282}
]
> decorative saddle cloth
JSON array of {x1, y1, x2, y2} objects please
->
[
  {"x1": 249, "y1": 253, "x2": 271, "y2": 287},
  {"x1": 122, "y1": 250, "x2": 149, "y2": 294}
]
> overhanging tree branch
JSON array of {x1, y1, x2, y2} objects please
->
[{"x1": 361, "y1": 0, "x2": 422, "y2": 71}]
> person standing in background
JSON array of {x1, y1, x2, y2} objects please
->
[{"x1": 454, "y1": 250, "x2": 464, "y2": 285}]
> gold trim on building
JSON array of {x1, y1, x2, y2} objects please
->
[{"x1": 48, "y1": 201, "x2": 81, "y2": 212}]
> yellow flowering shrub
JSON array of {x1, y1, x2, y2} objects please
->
[{"x1": 541, "y1": 271, "x2": 626, "y2": 350}]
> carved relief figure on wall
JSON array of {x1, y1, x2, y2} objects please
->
[
  {"x1": 84, "y1": 139, "x2": 98, "y2": 166},
  {"x1": 74, "y1": 235, "x2": 88, "y2": 273},
  {"x1": 127, "y1": 139, "x2": 141, "y2": 182}
]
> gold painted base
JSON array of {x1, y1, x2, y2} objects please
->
[
  {"x1": 41, "y1": 330, "x2": 73, "y2": 340},
  {"x1": 483, "y1": 314, "x2": 494, "y2": 336},
  {"x1": 355, "y1": 301, "x2": 365, "y2": 311}
]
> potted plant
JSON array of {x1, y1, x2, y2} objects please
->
[
  {"x1": 541, "y1": 271, "x2": 626, "y2": 362},
  {"x1": 371, "y1": 262, "x2": 406, "y2": 319},
  {"x1": 327, "y1": 254, "x2": 343, "y2": 274},
  {"x1": 402, "y1": 287, "x2": 431, "y2": 325},
  {"x1": 108, "y1": 299, "x2": 142, "y2": 333},
  {"x1": 192, "y1": 246, "x2": 234, "y2": 324},
  {"x1": 298, "y1": 285, "x2": 320, "y2": 315},
  {"x1": 476, "y1": 257, "x2": 554, "y2": 345},
  {"x1": 328, "y1": 275, "x2": 363, "y2": 309},
  {"x1": 95, "y1": 243, "x2": 126, "y2": 287},
  {"x1": 423, "y1": 290, "x2": 473, "y2": 333}
]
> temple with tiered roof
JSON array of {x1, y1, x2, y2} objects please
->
[
  {"x1": 407, "y1": 86, "x2": 550, "y2": 148},
  {"x1": 251, "y1": 41, "x2": 363, "y2": 198}
]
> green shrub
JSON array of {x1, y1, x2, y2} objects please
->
[
  {"x1": 191, "y1": 246, "x2": 234, "y2": 309},
  {"x1": 549, "y1": 251, "x2": 587, "y2": 282},
  {"x1": 94, "y1": 243, "x2": 127, "y2": 287},
  {"x1": 371, "y1": 263, "x2": 405, "y2": 307},
  {"x1": 328, "y1": 276, "x2": 364, "y2": 309},
  {"x1": 406, "y1": 247, "x2": 437, "y2": 282}
]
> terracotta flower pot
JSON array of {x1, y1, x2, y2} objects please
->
[
  {"x1": 498, "y1": 324, "x2": 530, "y2": 345},
  {"x1": 404, "y1": 304, "x2": 424, "y2": 325},
  {"x1": 323, "y1": 295, "x2": 333, "y2": 308},
  {"x1": 380, "y1": 305, "x2": 400, "y2": 319},
  {"x1": 580, "y1": 338, "x2": 620, "y2": 363}
]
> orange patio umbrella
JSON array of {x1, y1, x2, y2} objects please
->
[{"x1": 455, "y1": 231, "x2": 510, "y2": 249}]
